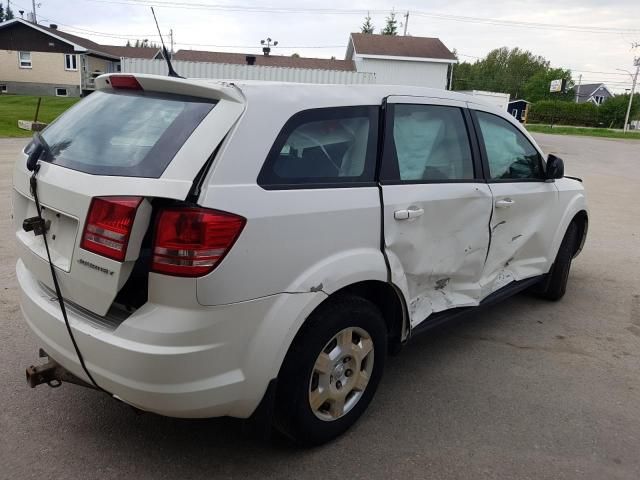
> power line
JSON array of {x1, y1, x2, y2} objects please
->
[{"x1": 75, "y1": 0, "x2": 640, "y2": 35}]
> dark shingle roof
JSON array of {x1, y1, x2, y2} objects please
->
[
  {"x1": 173, "y1": 49, "x2": 355, "y2": 71},
  {"x1": 350, "y1": 33, "x2": 456, "y2": 61},
  {"x1": 573, "y1": 83, "x2": 604, "y2": 99}
]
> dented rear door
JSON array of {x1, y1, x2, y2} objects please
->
[{"x1": 380, "y1": 96, "x2": 493, "y2": 328}]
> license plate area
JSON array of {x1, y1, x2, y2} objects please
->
[{"x1": 15, "y1": 195, "x2": 79, "y2": 272}]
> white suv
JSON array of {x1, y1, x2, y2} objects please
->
[{"x1": 14, "y1": 74, "x2": 588, "y2": 445}]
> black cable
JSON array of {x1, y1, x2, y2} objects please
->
[{"x1": 29, "y1": 166, "x2": 109, "y2": 394}]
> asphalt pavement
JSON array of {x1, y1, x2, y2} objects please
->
[{"x1": 0, "y1": 133, "x2": 639, "y2": 479}]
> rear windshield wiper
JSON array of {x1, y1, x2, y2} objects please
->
[{"x1": 26, "y1": 132, "x2": 52, "y2": 172}]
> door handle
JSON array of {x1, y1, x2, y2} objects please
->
[
  {"x1": 495, "y1": 198, "x2": 515, "y2": 208},
  {"x1": 394, "y1": 207, "x2": 424, "y2": 220}
]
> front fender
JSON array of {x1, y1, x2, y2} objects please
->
[{"x1": 548, "y1": 182, "x2": 588, "y2": 266}]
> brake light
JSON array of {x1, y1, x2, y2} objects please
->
[
  {"x1": 109, "y1": 75, "x2": 143, "y2": 90},
  {"x1": 151, "y1": 208, "x2": 246, "y2": 277},
  {"x1": 81, "y1": 197, "x2": 143, "y2": 261}
]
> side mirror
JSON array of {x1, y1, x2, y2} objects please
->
[{"x1": 546, "y1": 154, "x2": 564, "y2": 180}]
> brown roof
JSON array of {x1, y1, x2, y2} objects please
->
[
  {"x1": 174, "y1": 49, "x2": 355, "y2": 71},
  {"x1": 96, "y1": 45, "x2": 161, "y2": 59},
  {"x1": 350, "y1": 33, "x2": 456, "y2": 61},
  {"x1": 34, "y1": 22, "x2": 160, "y2": 59}
]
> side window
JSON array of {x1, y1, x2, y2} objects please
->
[
  {"x1": 258, "y1": 106, "x2": 377, "y2": 188},
  {"x1": 381, "y1": 104, "x2": 474, "y2": 182},
  {"x1": 476, "y1": 111, "x2": 543, "y2": 180}
]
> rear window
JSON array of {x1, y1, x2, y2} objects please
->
[{"x1": 37, "y1": 90, "x2": 215, "y2": 178}]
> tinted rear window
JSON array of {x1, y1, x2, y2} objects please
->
[{"x1": 37, "y1": 90, "x2": 215, "y2": 178}]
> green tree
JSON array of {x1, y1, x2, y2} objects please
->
[
  {"x1": 381, "y1": 11, "x2": 398, "y2": 35},
  {"x1": 599, "y1": 93, "x2": 640, "y2": 128},
  {"x1": 0, "y1": 3, "x2": 5, "y2": 22},
  {"x1": 451, "y1": 46, "x2": 572, "y2": 100},
  {"x1": 5, "y1": 2, "x2": 14, "y2": 20},
  {"x1": 361, "y1": 13, "x2": 374, "y2": 34},
  {"x1": 125, "y1": 40, "x2": 131, "y2": 47},
  {"x1": 522, "y1": 68, "x2": 573, "y2": 102},
  {"x1": 291, "y1": 52, "x2": 300, "y2": 58}
]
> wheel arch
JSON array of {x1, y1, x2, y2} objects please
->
[{"x1": 571, "y1": 209, "x2": 588, "y2": 258}]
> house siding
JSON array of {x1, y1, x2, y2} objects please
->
[
  {"x1": 0, "y1": 22, "x2": 76, "y2": 53},
  {"x1": 0, "y1": 50, "x2": 80, "y2": 95},
  {"x1": 353, "y1": 56, "x2": 449, "y2": 88}
]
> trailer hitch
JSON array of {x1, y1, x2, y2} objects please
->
[{"x1": 26, "y1": 349, "x2": 98, "y2": 391}]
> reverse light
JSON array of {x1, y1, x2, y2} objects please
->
[
  {"x1": 151, "y1": 207, "x2": 246, "y2": 277},
  {"x1": 109, "y1": 75, "x2": 143, "y2": 90},
  {"x1": 81, "y1": 197, "x2": 143, "y2": 261}
]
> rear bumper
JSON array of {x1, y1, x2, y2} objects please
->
[{"x1": 17, "y1": 259, "x2": 286, "y2": 418}]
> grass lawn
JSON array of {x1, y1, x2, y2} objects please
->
[
  {"x1": 526, "y1": 124, "x2": 640, "y2": 140},
  {"x1": 0, "y1": 95, "x2": 79, "y2": 137}
]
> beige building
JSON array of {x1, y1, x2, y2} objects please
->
[{"x1": 0, "y1": 18, "x2": 161, "y2": 97}]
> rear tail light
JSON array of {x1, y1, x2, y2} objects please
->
[
  {"x1": 81, "y1": 197, "x2": 143, "y2": 261},
  {"x1": 151, "y1": 207, "x2": 246, "y2": 277}
]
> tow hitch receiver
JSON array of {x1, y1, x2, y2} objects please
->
[{"x1": 26, "y1": 349, "x2": 98, "y2": 390}]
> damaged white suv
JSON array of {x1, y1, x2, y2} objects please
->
[{"x1": 14, "y1": 74, "x2": 588, "y2": 445}]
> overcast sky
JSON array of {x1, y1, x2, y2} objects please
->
[{"x1": 13, "y1": 0, "x2": 640, "y2": 92}]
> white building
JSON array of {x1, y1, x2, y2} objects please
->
[{"x1": 345, "y1": 33, "x2": 457, "y2": 89}]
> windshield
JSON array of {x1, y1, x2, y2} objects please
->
[{"x1": 38, "y1": 90, "x2": 215, "y2": 178}]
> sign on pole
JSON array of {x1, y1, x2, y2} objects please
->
[{"x1": 549, "y1": 79, "x2": 566, "y2": 93}]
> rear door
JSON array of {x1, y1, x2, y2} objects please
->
[
  {"x1": 380, "y1": 96, "x2": 493, "y2": 327},
  {"x1": 13, "y1": 75, "x2": 244, "y2": 316},
  {"x1": 469, "y1": 105, "x2": 558, "y2": 294}
]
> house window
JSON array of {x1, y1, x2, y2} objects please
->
[
  {"x1": 511, "y1": 109, "x2": 518, "y2": 118},
  {"x1": 18, "y1": 51, "x2": 32, "y2": 68},
  {"x1": 0, "y1": 85, "x2": 7, "y2": 93},
  {"x1": 594, "y1": 95, "x2": 604, "y2": 105},
  {"x1": 64, "y1": 54, "x2": 78, "y2": 71},
  {"x1": 55, "y1": 87, "x2": 68, "y2": 97}
]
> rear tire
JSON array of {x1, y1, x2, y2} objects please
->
[
  {"x1": 274, "y1": 295, "x2": 387, "y2": 446},
  {"x1": 537, "y1": 222, "x2": 578, "y2": 301}
]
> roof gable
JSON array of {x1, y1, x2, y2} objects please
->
[
  {"x1": 350, "y1": 33, "x2": 456, "y2": 62},
  {"x1": 0, "y1": 19, "x2": 162, "y2": 60},
  {"x1": 0, "y1": 18, "x2": 88, "y2": 51}
]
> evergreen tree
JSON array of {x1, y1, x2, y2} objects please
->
[
  {"x1": 381, "y1": 11, "x2": 398, "y2": 35},
  {"x1": 0, "y1": 3, "x2": 5, "y2": 22},
  {"x1": 126, "y1": 40, "x2": 131, "y2": 47},
  {"x1": 6, "y1": 3, "x2": 14, "y2": 20},
  {"x1": 361, "y1": 13, "x2": 374, "y2": 34},
  {"x1": 134, "y1": 39, "x2": 140, "y2": 47},
  {"x1": 291, "y1": 53, "x2": 300, "y2": 58}
]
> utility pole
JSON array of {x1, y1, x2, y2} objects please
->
[
  {"x1": 31, "y1": 0, "x2": 37, "y2": 23},
  {"x1": 403, "y1": 11, "x2": 409, "y2": 36},
  {"x1": 622, "y1": 58, "x2": 639, "y2": 133},
  {"x1": 169, "y1": 29, "x2": 174, "y2": 55},
  {"x1": 575, "y1": 74, "x2": 582, "y2": 103}
]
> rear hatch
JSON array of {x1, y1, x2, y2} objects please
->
[{"x1": 13, "y1": 74, "x2": 245, "y2": 316}]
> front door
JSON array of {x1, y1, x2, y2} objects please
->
[
  {"x1": 470, "y1": 107, "x2": 559, "y2": 295},
  {"x1": 380, "y1": 96, "x2": 493, "y2": 327}
]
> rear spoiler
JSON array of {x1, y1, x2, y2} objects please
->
[{"x1": 95, "y1": 74, "x2": 245, "y2": 104}]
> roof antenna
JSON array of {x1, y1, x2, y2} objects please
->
[{"x1": 151, "y1": 7, "x2": 183, "y2": 78}]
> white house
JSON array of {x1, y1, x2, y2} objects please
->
[{"x1": 345, "y1": 33, "x2": 457, "y2": 89}]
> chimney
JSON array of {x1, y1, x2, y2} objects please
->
[
  {"x1": 246, "y1": 55, "x2": 256, "y2": 66},
  {"x1": 49, "y1": 24, "x2": 58, "y2": 29}
]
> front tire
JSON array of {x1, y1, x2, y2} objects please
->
[
  {"x1": 538, "y1": 222, "x2": 579, "y2": 301},
  {"x1": 274, "y1": 295, "x2": 387, "y2": 446}
]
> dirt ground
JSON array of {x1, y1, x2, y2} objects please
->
[{"x1": 0, "y1": 133, "x2": 639, "y2": 479}]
